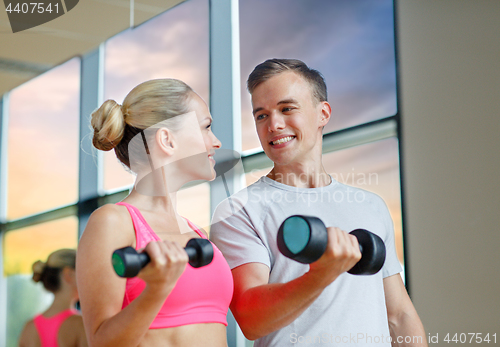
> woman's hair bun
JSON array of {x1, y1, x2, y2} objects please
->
[
  {"x1": 91, "y1": 99, "x2": 127, "y2": 151},
  {"x1": 32, "y1": 260, "x2": 46, "y2": 282}
]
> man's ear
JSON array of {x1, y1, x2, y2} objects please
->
[
  {"x1": 319, "y1": 101, "x2": 332, "y2": 127},
  {"x1": 156, "y1": 127, "x2": 175, "y2": 155}
]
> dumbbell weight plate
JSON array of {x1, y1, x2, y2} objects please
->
[
  {"x1": 185, "y1": 238, "x2": 214, "y2": 268},
  {"x1": 277, "y1": 215, "x2": 328, "y2": 264},
  {"x1": 347, "y1": 229, "x2": 385, "y2": 275}
]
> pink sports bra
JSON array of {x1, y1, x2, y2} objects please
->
[
  {"x1": 117, "y1": 202, "x2": 233, "y2": 329},
  {"x1": 33, "y1": 309, "x2": 77, "y2": 347}
]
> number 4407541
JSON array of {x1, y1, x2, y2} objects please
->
[
  {"x1": 444, "y1": 333, "x2": 496, "y2": 344},
  {"x1": 5, "y1": 2, "x2": 60, "y2": 14}
]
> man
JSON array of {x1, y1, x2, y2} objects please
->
[{"x1": 210, "y1": 59, "x2": 427, "y2": 346}]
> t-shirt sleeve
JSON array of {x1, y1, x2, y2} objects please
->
[
  {"x1": 210, "y1": 199, "x2": 271, "y2": 270},
  {"x1": 379, "y1": 198, "x2": 403, "y2": 278}
]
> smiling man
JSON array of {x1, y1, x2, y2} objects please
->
[{"x1": 210, "y1": 59, "x2": 427, "y2": 347}]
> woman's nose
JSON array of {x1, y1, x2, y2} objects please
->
[{"x1": 212, "y1": 133, "x2": 222, "y2": 148}]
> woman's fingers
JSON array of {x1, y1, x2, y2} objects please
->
[{"x1": 138, "y1": 240, "x2": 188, "y2": 289}]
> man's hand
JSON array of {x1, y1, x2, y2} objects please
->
[{"x1": 307, "y1": 227, "x2": 362, "y2": 287}]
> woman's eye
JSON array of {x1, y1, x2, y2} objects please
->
[{"x1": 206, "y1": 123, "x2": 212, "y2": 129}]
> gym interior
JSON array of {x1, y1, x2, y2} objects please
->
[{"x1": 0, "y1": 0, "x2": 498, "y2": 346}]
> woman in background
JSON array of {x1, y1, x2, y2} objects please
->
[{"x1": 18, "y1": 248, "x2": 88, "y2": 347}]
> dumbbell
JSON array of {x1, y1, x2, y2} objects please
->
[
  {"x1": 277, "y1": 215, "x2": 386, "y2": 275},
  {"x1": 112, "y1": 238, "x2": 214, "y2": 278}
]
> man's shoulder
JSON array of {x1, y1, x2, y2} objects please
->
[
  {"x1": 214, "y1": 177, "x2": 269, "y2": 208},
  {"x1": 331, "y1": 180, "x2": 387, "y2": 203},
  {"x1": 211, "y1": 177, "x2": 274, "y2": 225}
]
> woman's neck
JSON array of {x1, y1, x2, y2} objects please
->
[
  {"x1": 44, "y1": 288, "x2": 75, "y2": 317},
  {"x1": 125, "y1": 188, "x2": 178, "y2": 214}
]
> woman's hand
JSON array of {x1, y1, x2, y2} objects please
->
[{"x1": 138, "y1": 240, "x2": 189, "y2": 295}]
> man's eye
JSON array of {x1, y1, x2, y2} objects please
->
[
  {"x1": 256, "y1": 114, "x2": 267, "y2": 120},
  {"x1": 282, "y1": 107, "x2": 292, "y2": 112}
]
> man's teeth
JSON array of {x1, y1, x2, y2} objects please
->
[{"x1": 272, "y1": 136, "x2": 294, "y2": 145}]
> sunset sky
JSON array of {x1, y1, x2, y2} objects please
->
[{"x1": 3, "y1": 0, "x2": 402, "y2": 275}]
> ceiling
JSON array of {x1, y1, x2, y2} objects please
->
[{"x1": 0, "y1": 0, "x2": 185, "y2": 96}]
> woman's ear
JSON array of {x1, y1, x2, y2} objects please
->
[
  {"x1": 156, "y1": 127, "x2": 175, "y2": 155},
  {"x1": 62, "y1": 267, "x2": 76, "y2": 285}
]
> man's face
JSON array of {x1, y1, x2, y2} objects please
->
[{"x1": 251, "y1": 71, "x2": 331, "y2": 166}]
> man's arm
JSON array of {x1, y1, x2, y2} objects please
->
[
  {"x1": 230, "y1": 227, "x2": 361, "y2": 340},
  {"x1": 384, "y1": 274, "x2": 428, "y2": 347}
]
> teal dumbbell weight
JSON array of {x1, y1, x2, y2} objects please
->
[{"x1": 277, "y1": 215, "x2": 386, "y2": 275}]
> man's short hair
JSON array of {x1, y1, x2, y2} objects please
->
[{"x1": 247, "y1": 58, "x2": 327, "y2": 103}]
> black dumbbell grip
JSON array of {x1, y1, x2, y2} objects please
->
[
  {"x1": 185, "y1": 247, "x2": 197, "y2": 261},
  {"x1": 132, "y1": 248, "x2": 197, "y2": 268},
  {"x1": 136, "y1": 251, "x2": 150, "y2": 269}
]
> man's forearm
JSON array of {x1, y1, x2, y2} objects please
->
[
  {"x1": 233, "y1": 271, "x2": 331, "y2": 340},
  {"x1": 389, "y1": 310, "x2": 428, "y2": 347}
]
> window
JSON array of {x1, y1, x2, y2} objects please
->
[
  {"x1": 238, "y1": 0, "x2": 402, "y2": 266},
  {"x1": 240, "y1": 0, "x2": 397, "y2": 151},
  {"x1": 103, "y1": 0, "x2": 209, "y2": 192},
  {"x1": 7, "y1": 58, "x2": 80, "y2": 219},
  {"x1": 1, "y1": 1, "x2": 404, "y2": 346},
  {"x1": 323, "y1": 139, "x2": 404, "y2": 264},
  {"x1": 3, "y1": 55, "x2": 80, "y2": 346},
  {"x1": 4, "y1": 216, "x2": 78, "y2": 346}
]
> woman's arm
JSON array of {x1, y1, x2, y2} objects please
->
[
  {"x1": 76, "y1": 204, "x2": 188, "y2": 347},
  {"x1": 18, "y1": 320, "x2": 38, "y2": 347}
]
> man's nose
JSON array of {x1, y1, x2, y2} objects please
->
[{"x1": 268, "y1": 112, "x2": 285, "y2": 132}]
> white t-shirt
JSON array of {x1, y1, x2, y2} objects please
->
[{"x1": 211, "y1": 176, "x2": 402, "y2": 346}]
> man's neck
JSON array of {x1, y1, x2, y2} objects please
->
[{"x1": 267, "y1": 166, "x2": 331, "y2": 188}]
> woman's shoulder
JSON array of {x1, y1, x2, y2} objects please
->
[
  {"x1": 61, "y1": 313, "x2": 85, "y2": 328},
  {"x1": 18, "y1": 319, "x2": 39, "y2": 346},
  {"x1": 21, "y1": 318, "x2": 36, "y2": 330},
  {"x1": 80, "y1": 203, "x2": 135, "y2": 246},
  {"x1": 59, "y1": 314, "x2": 87, "y2": 346},
  {"x1": 85, "y1": 203, "x2": 133, "y2": 232},
  {"x1": 90, "y1": 203, "x2": 129, "y2": 221}
]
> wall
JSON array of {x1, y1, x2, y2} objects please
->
[{"x1": 396, "y1": 0, "x2": 500, "y2": 339}]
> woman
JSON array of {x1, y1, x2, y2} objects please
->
[
  {"x1": 19, "y1": 249, "x2": 88, "y2": 347},
  {"x1": 76, "y1": 79, "x2": 233, "y2": 347}
]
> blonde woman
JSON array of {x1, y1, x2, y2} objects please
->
[
  {"x1": 19, "y1": 249, "x2": 88, "y2": 347},
  {"x1": 76, "y1": 79, "x2": 233, "y2": 347}
]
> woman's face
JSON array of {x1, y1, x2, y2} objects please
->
[
  {"x1": 173, "y1": 93, "x2": 221, "y2": 181},
  {"x1": 131, "y1": 93, "x2": 222, "y2": 195}
]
